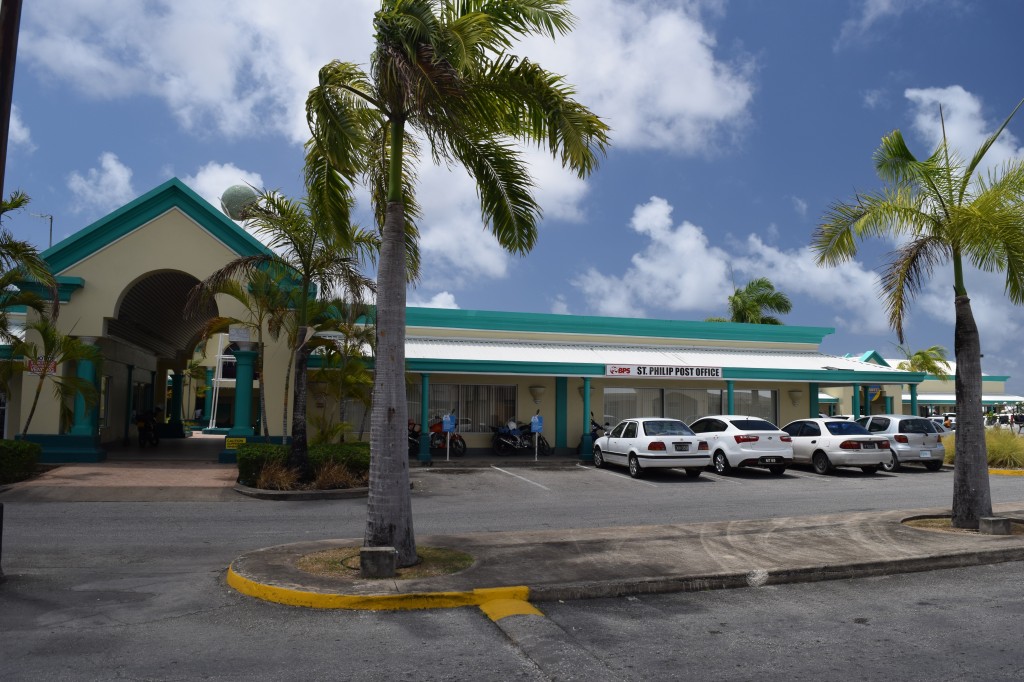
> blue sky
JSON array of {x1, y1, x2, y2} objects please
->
[{"x1": 5, "y1": 0, "x2": 1024, "y2": 392}]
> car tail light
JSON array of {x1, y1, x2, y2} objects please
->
[
  {"x1": 698, "y1": 441, "x2": 709, "y2": 451},
  {"x1": 780, "y1": 435, "x2": 792, "y2": 442},
  {"x1": 894, "y1": 435, "x2": 909, "y2": 443},
  {"x1": 839, "y1": 440, "x2": 862, "y2": 449},
  {"x1": 877, "y1": 439, "x2": 889, "y2": 448},
  {"x1": 648, "y1": 441, "x2": 666, "y2": 451},
  {"x1": 734, "y1": 435, "x2": 759, "y2": 444}
]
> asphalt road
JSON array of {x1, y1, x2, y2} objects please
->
[{"x1": 2, "y1": 464, "x2": 1023, "y2": 680}]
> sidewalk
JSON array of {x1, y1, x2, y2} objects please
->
[{"x1": 227, "y1": 504, "x2": 1024, "y2": 610}]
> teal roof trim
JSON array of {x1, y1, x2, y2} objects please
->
[
  {"x1": 722, "y1": 368, "x2": 925, "y2": 384},
  {"x1": 42, "y1": 178, "x2": 272, "y2": 274},
  {"x1": 405, "y1": 307, "x2": 834, "y2": 345},
  {"x1": 13, "y1": 275, "x2": 84, "y2": 303},
  {"x1": 857, "y1": 350, "x2": 890, "y2": 366}
]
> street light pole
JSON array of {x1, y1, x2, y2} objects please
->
[{"x1": 32, "y1": 212, "x2": 52, "y2": 247}]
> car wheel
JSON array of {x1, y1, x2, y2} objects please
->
[
  {"x1": 812, "y1": 451, "x2": 833, "y2": 475},
  {"x1": 713, "y1": 451, "x2": 731, "y2": 475},
  {"x1": 924, "y1": 460, "x2": 944, "y2": 472},
  {"x1": 860, "y1": 465, "x2": 879, "y2": 474},
  {"x1": 628, "y1": 455, "x2": 643, "y2": 479},
  {"x1": 768, "y1": 465, "x2": 786, "y2": 476},
  {"x1": 685, "y1": 468, "x2": 702, "y2": 478},
  {"x1": 882, "y1": 451, "x2": 900, "y2": 472},
  {"x1": 593, "y1": 447, "x2": 604, "y2": 468}
]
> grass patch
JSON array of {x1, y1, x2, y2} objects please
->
[
  {"x1": 904, "y1": 516, "x2": 1024, "y2": 535},
  {"x1": 942, "y1": 429, "x2": 1024, "y2": 468},
  {"x1": 296, "y1": 546, "x2": 475, "y2": 580}
]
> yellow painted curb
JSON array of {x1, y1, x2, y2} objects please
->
[
  {"x1": 990, "y1": 469, "x2": 1024, "y2": 476},
  {"x1": 478, "y1": 598, "x2": 544, "y2": 621},
  {"x1": 227, "y1": 565, "x2": 530, "y2": 611}
]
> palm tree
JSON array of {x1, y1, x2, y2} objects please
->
[
  {"x1": 0, "y1": 190, "x2": 58, "y2": 315},
  {"x1": 200, "y1": 189, "x2": 374, "y2": 479},
  {"x1": 813, "y1": 97, "x2": 1024, "y2": 529},
  {"x1": 707, "y1": 277, "x2": 792, "y2": 324},
  {"x1": 893, "y1": 344, "x2": 952, "y2": 381},
  {"x1": 16, "y1": 316, "x2": 102, "y2": 434},
  {"x1": 306, "y1": 0, "x2": 609, "y2": 565}
]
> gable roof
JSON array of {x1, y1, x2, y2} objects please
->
[{"x1": 42, "y1": 177, "x2": 272, "y2": 274}]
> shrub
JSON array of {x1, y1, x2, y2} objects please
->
[
  {"x1": 236, "y1": 443, "x2": 287, "y2": 486},
  {"x1": 237, "y1": 441, "x2": 370, "y2": 489},
  {"x1": 255, "y1": 460, "x2": 300, "y2": 490},
  {"x1": 942, "y1": 429, "x2": 1024, "y2": 468},
  {"x1": 0, "y1": 439, "x2": 41, "y2": 484}
]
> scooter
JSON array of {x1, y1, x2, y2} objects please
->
[{"x1": 492, "y1": 411, "x2": 551, "y2": 456}]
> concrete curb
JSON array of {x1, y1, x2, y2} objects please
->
[{"x1": 232, "y1": 483, "x2": 369, "y2": 500}]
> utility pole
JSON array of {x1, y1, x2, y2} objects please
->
[{"x1": 0, "y1": 0, "x2": 23, "y2": 199}]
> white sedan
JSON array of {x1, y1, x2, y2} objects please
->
[
  {"x1": 593, "y1": 418, "x2": 710, "y2": 479},
  {"x1": 689, "y1": 415, "x2": 794, "y2": 475},
  {"x1": 780, "y1": 418, "x2": 890, "y2": 474}
]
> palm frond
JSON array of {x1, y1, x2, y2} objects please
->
[{"x1": 879, "y1": 235, "x2": 947, "y2": 343}]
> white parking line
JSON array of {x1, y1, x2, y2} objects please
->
[
  {"x1": 700, "y1": 471, "x2": 745, "y2": 485},
  {"x1": 576, "y1": 463, "x2": 658, "y2": 487},
  {"x1": 782, "y1": 469, "x2": 831, "y2": 481},
  {"x1": 490, "y1": 466, "x2": 552, "y2": 490}
]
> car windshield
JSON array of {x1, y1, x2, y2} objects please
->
[
  {"x1": 900, "y1": 419, "x2": 935, "y2": 434},
  {"x1": 642, "y1": 420, "x2": 694, "y2": 436},
  {"x1": 730, "y1": 419, "x2": 778, "y2": 431},
  {"x1": 824, "y1": 421, "x2": 871, "y2": 436}
]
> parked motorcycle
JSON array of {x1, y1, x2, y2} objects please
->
[
  {"x1": 492, "y1": 411, "x2": 551, "y2": 456},
  {"x1": 428, "y1": 408, "x2": 467, "y2": 457},
  {"x1": 408, "y1": 420, "x2": 422, "y2": 457},
  {"x1": 576, "y1": 414, "x2": 608, "y2": 454}
]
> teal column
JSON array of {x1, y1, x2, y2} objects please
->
[
  {"x1": 122, "y1": 364, "x2": 134, "y2": 445},
  {"x1": 852, "y1": 383, "x2": 862, "y2": 418},
  {"x1": 580, "y1": 377, "x2": 593, "y2": 462},
  {"x1": 910, "y1": 384, "x2": 919, "y2": 416},
  {"x1": 555, "y1": 377, "x2": 567, "y2": 449},
  {"x1": 227, "y1": 349, "x2": 257, "y2": 438},
  {"x1": 70, "y1": 339, "x2": 99, "y2": 436},
  {"x1": 203, "y1": 368, "x2": 214, "y2": 423},
  {"x1": 169, "y1": 372, "x2": 183, "y2": 428},
  {"x1": 885, "y1": 395, "x2": 894, "y2": 413},
  {"x1": 726, "y1": 380, "x2": 735, "y2": 414},
  {"x1": 419, "y1": 374, "x2": 431, "y2": 463}
]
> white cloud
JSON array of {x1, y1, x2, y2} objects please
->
[
  {"x1": 904, "y1": 86, "x2": 1024, "y2": 173},
  {"x1": 9, "y1": 106, "x2": 33, "y2": 150},
  {"x1": 862, "y1": 88, "x2": 886, "y2": 110},
  {"x1": 20, "y1": 0, "x2": 380, "y2": 144},
  {"x1": 551, "y1": 295, "x2": 571, "y2": 315},
  {"x1": 182, "y1": 162, "x2": 264, "y2": 213},
  {"x1": 519, "y1": 0, "x2": 754, "y2": 155},
  {"x1": 792, "y1": 196, "x2": 808, "y2": 218},
  {"x1": 409, "y1": 291, "x2": 459, "y2": 309},
  {"x1": 21, "y1": 1, "x2": 754, "y2": 157},
  {"x1": 836, "y1": 0, "x2": 933, "y2": 49},
  {"x1": 572, "y1": 196, "x2": 733, "y2": 317},
  {"x1": 67, "y1": 152, "x2": 135, "y2": 214}
]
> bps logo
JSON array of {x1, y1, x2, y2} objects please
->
[{"x1": 607, "y1": 366, "x2": 632, "y2": 375}]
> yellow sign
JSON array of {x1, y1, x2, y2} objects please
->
[{"x1": 225, "y1": 437, "x2": 247, "y2": 450}]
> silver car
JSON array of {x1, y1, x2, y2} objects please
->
[
  {"x1": 780, "y1": 418, "x2": 890, "y2": 474},
  {"x1": 855, "y1": 415, "x2": 946, "y2": 472}
]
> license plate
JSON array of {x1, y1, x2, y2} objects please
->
[
  {"x1": 861, "y1": 442, "x2": 875, "y2": 449},
  {"x1": 673, "y1": 442, "x2": 690, "y2": 452},
  {"x1": 920, "y1": 451, "x2": 931, "y2": 458},
  {"x1": 762, "y1": 457, "x2": 780, "y2": 464}
]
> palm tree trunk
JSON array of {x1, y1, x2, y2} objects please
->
[
  {"x1": 282, "y1": 348, "x2": 292, "y2": 442},
  {"x1": 22, "y1": 369, "x2": 47, "y2": 433},
  {"x1": 258, "y1": 331, "x2": 269, "y2": 438},
  {"x1": 951, "y1": 294, "x2": 992, "y2": 528},
  {"x1": 365, "y1": 199, "x2": 416, "y2": 566},
  {"x1": 288, "y1": 329, "x2": 312, "y2": 481}
]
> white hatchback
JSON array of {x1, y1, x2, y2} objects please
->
[
  {"x1": 689, "y1": 415, "x2": 794, "y2": 475},
  {"x1": 593, "y1": 418, "x2": 710, "y2": 479},
  {"x1": 780, "y1": 418, "x2": 890, "y2": 474}
]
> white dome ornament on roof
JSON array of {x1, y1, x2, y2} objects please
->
[{"x1": 220, "y1": 184, "x2": 259, "y2": 221}]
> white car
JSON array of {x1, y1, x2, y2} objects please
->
[
  {"x1": 855, "y1": 415, "x2": 946, "y2": 472},
  {"x1": 689, "y1": 415, "x2": 794, "y2": 475},
  {"x1": 593, "y1": 418, "x2": 710, "y2": 479},
  {"x1": 780, "y1": 418, "x2": 890, "y2": 474}
]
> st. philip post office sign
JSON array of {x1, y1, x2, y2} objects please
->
[{"x1": 606, "y1": 365, "x2": 723, "y2": 379}]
